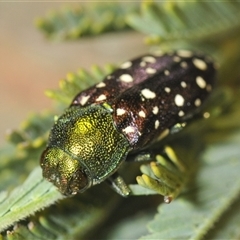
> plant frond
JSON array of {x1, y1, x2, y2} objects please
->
[
  {"x1": 127, "y1": 2, "x2": 240, "y2": 44},
  {"x1": 36, "y1": 3, "x2": 137, "y2": 41}
]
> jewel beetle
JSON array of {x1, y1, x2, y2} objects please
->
[{"x1": 40, "y1": 50, "x2": 216, "y2": 197}]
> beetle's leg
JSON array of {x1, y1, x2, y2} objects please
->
[
  {"x1": 106, "y1": 172, "x2": 131, "y2": 197},
  {"x1": 133, "y1": 146, "x2": 188, "y2": 203}
]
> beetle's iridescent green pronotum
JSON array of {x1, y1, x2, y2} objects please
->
[{"x1": 40, "y1": 50, "x2": 216, "y2": 199}]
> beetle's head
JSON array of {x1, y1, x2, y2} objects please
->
[
  {"x1": 40, "y1": 104, "x2": 130, "y2": 196},
  {"x1": 40, "y1": 146, "x2": 90, "y2": 195}
]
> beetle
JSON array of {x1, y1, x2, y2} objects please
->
[{"x1": 40, "y1": 50, "x2": 216, "y2": 198}]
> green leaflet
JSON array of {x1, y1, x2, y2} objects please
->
[
  {"x1": 0, "y1": 112, "x2": 54, "y2": 192},
  {"x1": 140, "y1": 131, "x2": 240, "y2": 240},
  {"x1": 0, "y1": 168, "x2": 120, "y2": 239},
  {"x1": 35, "y1": 3, "x2": 137, "y2": 40},
  {"x1": 127, "y1": 1, "x2": 240, "y2": 44},
  {"x1": 0, "y1": 167, "x2": 63, "y2": 232},
  {"x1": 36, "y1": 2, "x2": 240, "y2": 45}
]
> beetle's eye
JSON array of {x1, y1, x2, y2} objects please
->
[{"x1": 67, "y1": 169, "x2": 89, "y2": 195}]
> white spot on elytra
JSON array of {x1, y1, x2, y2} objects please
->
[
  {"x1": 116, "y1": 108, "x2": 126, "y2": 116},
  {"x1": 164, "y1": 87, "x2": 171, "y2": 93},
  {"x1": 155, "y1": 120, "x2": 160, "y2": 129},
  {"x1": 152, "y1": 106, "x2": 159, "y2": 115},
  {"x1": 140, "y1": 61, "x2": 146, "y2": 67},
  {"x1": 142, "y1": 56, "x2": 156, "y2": 63},
  {"x1": 146, "y1": 68, "x2": 157, "y2": 74},
  {"x1": 120, "y1": 61, "x2": 132, "y2": 69},
  {"x1": 173, "y1": 56, "x2": 181, "y2": 62},
  {"x1": 96, "y1": 82, "x2": 106, "y2": 88},
  {"x1": 178, "y1": 110, "x2": 185, "y2": 117},
  {"x1": 180, "y1": 61, "x2": 188, "y2": 68},
  {"x1": 139, "y1": 110, "x2": 146, "y2": 118},
  {"x1": 119, "y1": 74, "x2": 133, "y2": 83},
  {"x1": 107, "y1": 75, "x2": 112, "y2": 80},
  {"x1": 96, "y1": 94, "x2": 106, "y2": 102},
  {"x1": 123, "y1": 126, "x2": 135, "y2": 134},
  {"x1": 80, "y1": 95, "x2": 90, "y2": 105},
  {"x1": 194, "y1": 98, "x2": 201, "y2": 107},
  {"x1": 193, "y1": 58, "x2": 207, "y2": 70},
  {"x1": 164, "y1": 70, "x2": 170, "y2": 76},
  {"x1": 141, "y1": 88, "x2": 156, "y2": 99},
  {"x1": 196, "y1": 76, "x2": 206, "y2": 89},
  {"x1": 203, "y1": 112, "x2": 210, "y2": 118},
  {"x1": 177, "y1": 50, "x2": 193, "y2": 58},
  {"x1": 181, "y1": 81, "x2": 187, "y2": 88},
  {"x1": 175, "y1": 94, "x2": 185, "y2": 106}
]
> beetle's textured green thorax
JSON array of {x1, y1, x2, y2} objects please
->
[{"x1": 41, "y1": 104, "x2": 130, "y2": 195}]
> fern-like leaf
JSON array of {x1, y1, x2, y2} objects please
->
[
  {"x1": 0, "y1": 167, "x2": 63, "y2": 232},
  {"x1": 0, "y1": 173, "x2": 119, "y2": 239},
  {"x1": 141, "y1": 131, "x2": 240, "y2": 240},
  {"x1": 127, "y1": 2, "x2": 240, "y2": 44},
  {"x1": 35, "y1": 3, "x2": 137, "y2": 40}
]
